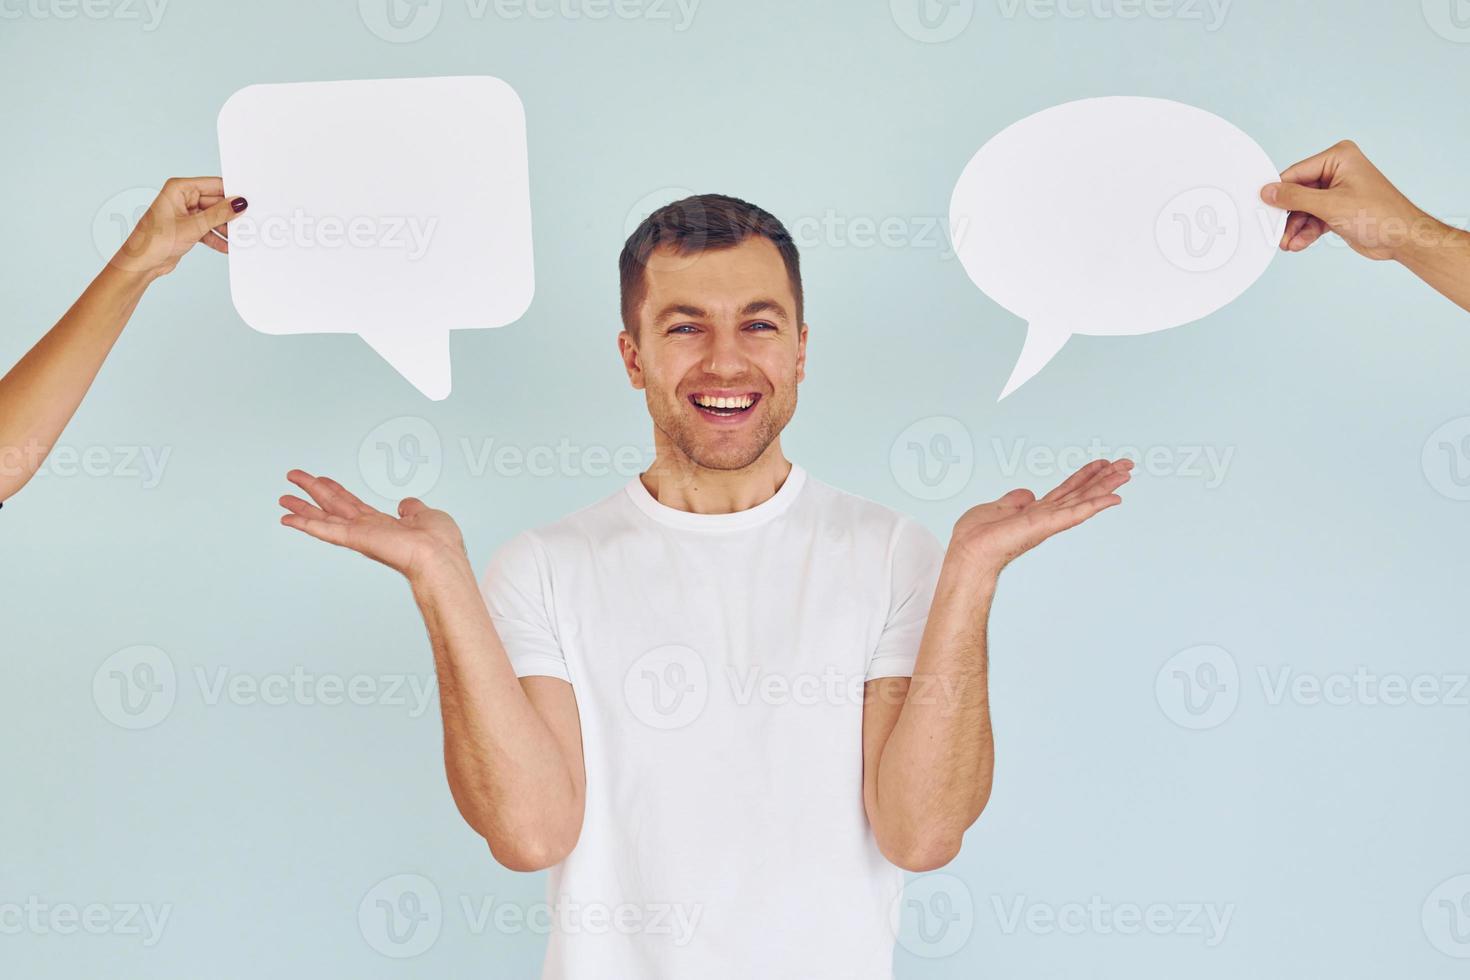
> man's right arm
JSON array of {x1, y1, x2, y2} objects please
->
[
  {"x1": 275, "y1": 469, "x2": 584, "y2": 872},
  {"x1": 412, "y1": 553, "x2": 585, "y2": 871}
]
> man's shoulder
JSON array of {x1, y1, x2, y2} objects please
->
[
  {"x1": 797, "y1": 470, "x2": 943, "y2": 550},
  {"x1": 487, "y1": 482, "x2": 639, "y2": 567}
]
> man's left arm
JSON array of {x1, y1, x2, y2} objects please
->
[{"x1": 862, "y1": 458, "x2": 1133, "y2": 871}]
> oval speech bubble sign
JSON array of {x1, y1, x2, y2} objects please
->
[{"x1": 950, "y1": 97, "x2": 1286, "y2": 399}]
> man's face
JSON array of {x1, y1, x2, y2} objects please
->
[{"x1": 620, "y1": 236, "x2": 807, "y2": 472}]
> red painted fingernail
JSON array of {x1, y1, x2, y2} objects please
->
[{"x1": 231, "y1": 197, "x2": 248, "y2": 212}]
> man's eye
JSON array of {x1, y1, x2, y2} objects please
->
[
  {"x1": 668, "y1": 324, "x2": 698, "y2": 334},
  {"x1": 747, "y1": 321, "x2": 777, "y2": 331}
]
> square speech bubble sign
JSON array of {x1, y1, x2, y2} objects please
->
[{"x1": 217, "y1": 75, "x2": 534, "y2": 400}]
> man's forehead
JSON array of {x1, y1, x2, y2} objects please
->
[{"x1": 640, "y1": 238, "x2": 795, "y2": 313}]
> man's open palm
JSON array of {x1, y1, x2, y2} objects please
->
[
  {"x1": 278, "y1": 470, "x2": 465, "y2": 578},
  {"x1": 952, "y1": 458, "x2": 1132, "y2": 576}
]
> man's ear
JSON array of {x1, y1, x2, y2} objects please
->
[
  {"x1": 795, "y1": 322, "x2": 809, "y2": 384},
  {"x1": 618, "y1": 329, "x2": 646, "y2": 390}
]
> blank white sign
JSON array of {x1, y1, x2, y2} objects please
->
[{"x1": 217, "y1": 75, "x2": 535, "y2": 400}]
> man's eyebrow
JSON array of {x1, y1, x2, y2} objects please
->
[
  {"x1": 652, "y1": 300, "x2": 790, "y2": 324},
  {"x1": 653, "y1": 303, "x2": 708, "y2": 324},
  {"x1": 740, "y1": 299, "x2": 789, "y2": 321}
]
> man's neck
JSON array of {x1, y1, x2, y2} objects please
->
[{"x1": 639, "y1": 440, "x2": 793, "y2": 515}]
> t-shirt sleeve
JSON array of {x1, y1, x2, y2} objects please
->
[
  {"x1": 865, "y1": 518, "x2": 947, "y2": 681},
  {"x1": 479, "y1": 530, "x2": 571, "y2": 683}
]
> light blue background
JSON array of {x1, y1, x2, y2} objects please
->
[{"x1": 3, "y1": 0, "x2": 1469, "y2": 976}]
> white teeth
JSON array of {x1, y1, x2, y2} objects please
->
[{"x1": 695, "y1": 394, "x2": 754, "y2": 410}]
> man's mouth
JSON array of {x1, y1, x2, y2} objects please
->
[{"x1": 689, "y1": 392, "x2": 761, "y2": 419}]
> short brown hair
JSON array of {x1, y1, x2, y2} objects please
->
[{"x1": 619, "y1": 193, "x2": 803, "y2": 336}]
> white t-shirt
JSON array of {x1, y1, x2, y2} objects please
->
[{"x1": 480, "y1": 463, "x2": 945, "y2": 980}]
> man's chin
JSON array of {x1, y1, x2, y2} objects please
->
[
  {"x1": 682, "y1": 444, "x2": 767, "y2": 472},
  {"x1": 665, "y1": 429, "x2": 775, "y2": 472}
]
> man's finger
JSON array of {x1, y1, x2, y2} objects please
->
[
  {"x1": 286, "y1": 470, "x2": 360, "y2": 519},
  {"x1": 1053, "y1": 493, "x2": 1123, "y2": 530},
  {"x1": 1073, "y1": 467, "x2": 1132, "y2": 503},
  {"x1": 398, "y1": 497, "x2": 428, "y2": 518},
  {"x1": 318, "y1": 476, "x2": 376, "y2": 516},
  {"x1": 1055, "y1": 459, "x2": 1131, "y2": 506},
  {"x1": 1040, "y1": 458, "x2": 1108, "y2": 503},
  {"x1": 279, "y1": 494, "x2": 342, "y2": 523},
  {"x1": 281, "y1": 513, "x2": 355, "y2": 548}
]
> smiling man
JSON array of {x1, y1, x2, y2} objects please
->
[{"x1": 278, "y1": 194, "x2": 1132, "y2": 978}]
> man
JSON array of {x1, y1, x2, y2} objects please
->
[{"x1": 278, "y1": 194, "x2": 1132, "y2": 978}]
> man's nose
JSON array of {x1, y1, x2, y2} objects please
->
[{"x1": 701, "y1": 325, "x2": 749, "y2": 377}]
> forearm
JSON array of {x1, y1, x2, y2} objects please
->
[
  {"x1": 0, "y1": 262, "x2": 153, "y2": 499},
  {"x1": 410, "y1": 554, "x2": 582, "y2": 868},
  {"x1": 1396, "y1": 216, "x2": 1470, "y2": 314},
  {"x1": 873, "y1": 554, "x2": 997, "y2": 865}
]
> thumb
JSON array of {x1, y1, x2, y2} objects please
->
[
  {"x1": 1261, "y1": 181, "x2": 1331, "y2": 217},
  {"x1": 999, "y1": 488, "x2": 1036, "y2": 508},
  {"x1": 189, "y1": 195, "x2": 247, "y2": 240},
  {"x1": 398, "y1": 497, "x2": 426, "y2": 518}
]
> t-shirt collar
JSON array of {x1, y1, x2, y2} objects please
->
[{"x1": 624, "y1": 463, "x2": 807, "y2": 532}]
